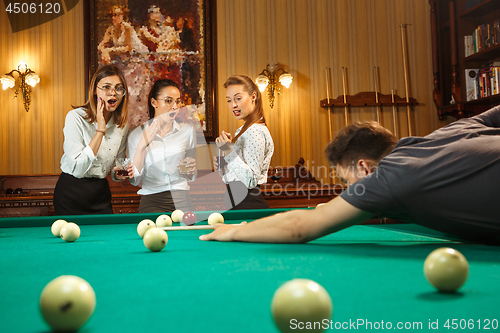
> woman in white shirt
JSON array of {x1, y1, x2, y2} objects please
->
[
  {"x1": 127, "y1": 79, "x2": 197, "y2": 213},
  {"x1": 53, "y1": 65, "x2": 131, "y2": 215},
  {"x1": 214, "y1": 75, "x2": 274, "y2": 210}
]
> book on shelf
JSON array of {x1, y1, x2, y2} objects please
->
[
  {"x1": 465, "y1": 0, "x2": 486, "y2": 10},
  {"x1": 466, "y1": 66, "x2": 500, "y2": 101},
  {"x1": 464, "y1": 19, "x2": 500, "y2": 57},
  {"x1": 465, "y1": 69, "x2": 479, "y2": 101}
]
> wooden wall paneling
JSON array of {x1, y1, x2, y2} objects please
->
[
  {"x1": 1, "y1": 0, "x2": 444, "y2": 184},
  {"x1": 214, "y1": 0, "x2": 442, "y2": 184},
  {"x1": 0, "y1": 1, "x2": 85, "y2": 175}
]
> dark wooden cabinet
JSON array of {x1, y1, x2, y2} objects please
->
[{"x1": 430, "y1": 0, "x2": 500, "y2": 120}]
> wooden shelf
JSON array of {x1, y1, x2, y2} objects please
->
[
  {"x1": 460, "y1": 0, "x2": 500, "y2": 18},
  {"x1": 464, "y1": 43, "x2": 500, "y2": 63},
  {"x1": 465, "y1": 93, "x2": 500, "y2": 105},
  {"x1": 320, "y1": 91, "x2": 418, "y2": 108},
  {"x1": 430, "y1": 0, "x2": 500, "y2": 120},
  {"x1": 438, "y1": 94, "x2": 500, "y2": 120}
]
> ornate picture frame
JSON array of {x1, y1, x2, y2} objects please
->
[{"x1": 84, "y1": 0, "x2": 218, "y2": 140}]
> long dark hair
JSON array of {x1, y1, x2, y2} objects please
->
[
  {"x1": 224, "y1": 75, "x2": 266, "y2": 143},
  {"x1": 147, "y1": 79, "x2": 180, "y2": 119},
  {"x1": 73, "y1": 65, "x2": 129, "y2": 129}
]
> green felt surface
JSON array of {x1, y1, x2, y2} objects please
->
[{"x1": 1, "y1": 211, "x2": 500, "y2": 332}]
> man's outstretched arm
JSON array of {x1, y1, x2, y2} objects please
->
[{"x1": 199, "y1": 196, "x2": 375, "y2": 243}]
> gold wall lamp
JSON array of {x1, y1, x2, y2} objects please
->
[
  {"x1": 256, "y1": 63, "x2": 292, "y2": 109},
  {"x1": 1, "y1": 61, "x2": 40, "y2": 112}
]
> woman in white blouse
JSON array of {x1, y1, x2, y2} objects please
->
[
  {"x1": 53, "y1": 65, "x2": 131, "y2": 215},
  {"x1": 214, "y1": 75, "x2": 274, "y2": 210},
  {"x1": 127, "y1": 79, "x2": 197, "y2": 213}
]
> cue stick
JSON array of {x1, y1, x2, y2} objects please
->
[
  {"x1": 374, "y1": 66, "x2": 381, "y2": 123},
  {"x1": 391, "y1": 89, "x2": 399, "y2": 138},
  {"x1": 325, "y1": 67, "x2": 332, "y2": 140},
  {"x1": 342, "y1": 67, "x2": 349, "y2": 126},
  {"x1": 160, "y1": 222, "x2": 247, "y2": 231},
  {"x1": 325, "y1": 67, "x2": 334, "y2": 185},
  {"x1": 399, "y1": 24, "x2": 412, "y2": 136}
]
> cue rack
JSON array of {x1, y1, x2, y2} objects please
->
[{"x1": 321, "y1": 24, "x2": 419, "y2": 138}]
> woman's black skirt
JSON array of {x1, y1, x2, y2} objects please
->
[
  {"x1": 225, "y1": 181, "x2": 270, "y2": 210},
  {"x1": 139, "y1": 190, "x2": 194, "y2": 213},
  {"x1": 53, "y1": 172, "x2": 113, "y2": 215}
]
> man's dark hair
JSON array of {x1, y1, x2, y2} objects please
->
[{"x1": 325, "y1": 121, "x2": 397, "y2": 167}]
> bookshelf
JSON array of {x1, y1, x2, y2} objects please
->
[{"x1": 430, "y1": 0, "x2": 500, "y2": 120}]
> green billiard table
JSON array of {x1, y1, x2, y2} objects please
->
[{"x1": 1, "y1": 209, "x2": 499, "y2": 332}]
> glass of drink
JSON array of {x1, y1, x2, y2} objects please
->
[
  {"x1": 270, "y1": 168, "x2": 282, "y2": 182},
  {"x1": 178, "y1": 160, "x2": 190, "y2": 175},
  {"x1": 216, "y1": 149, "x2": 227, "y2": 170},
  {"x1": 115, "y1": 158, "x2": 131, "y2": 177}
]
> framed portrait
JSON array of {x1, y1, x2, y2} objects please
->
[{"x1": 84, "y1": 0, "x2": 218, "y2": 141}]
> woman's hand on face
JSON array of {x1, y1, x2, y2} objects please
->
[
  {"x1": 139, "y1": 119, "x2": 158, "y2": 149},
  {"x1": 215, "y1": 130, "x2": 233, "y2": 154},
  {"x1": 96, "y1": 97, "x2": 107, "y2": 133}
]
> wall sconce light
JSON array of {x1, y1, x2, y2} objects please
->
[
  {"x1": 256, "y1": 63, "x2": 293, "y2": 109},
  {"x1": 0, "y1": 61, "x2": 40, "y2": 112}
]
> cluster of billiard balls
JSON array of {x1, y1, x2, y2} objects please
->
[
  {"x1": 43, "y1": 215, "x2": 470, "y2": 333},
  {"x1": 41, "y1": 211, "x2": 226, "y2": 331},
  {"x1": 51, "y1": 219, "x2": 81, "y2": 242},
  {"x1": 137, "y1": 211, "x2": 225, "y2": 252}
]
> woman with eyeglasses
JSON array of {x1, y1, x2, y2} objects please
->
[
  {"x1": 127, "y1": 79, "x2": 197, "y2": 213},
  {"x1": 214, "y1": 75, "x2": 274, "y2": 210},
  {"x1": 53, "y1": 65, "x2": 131, "y2": 215}
]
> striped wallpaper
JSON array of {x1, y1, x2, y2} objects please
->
[
  {"x1": 0, "y1": 0, "x2": 447, "y2": 183},
  {"x1": 216, "y1": 0, "x2": 446, "y2": 183},
  {"x1": 0, "y1": 0, "x2": 85, "y2": 175}
]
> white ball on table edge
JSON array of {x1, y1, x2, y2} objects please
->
[
  {"x1": 156, "y1": 214, "x2": 172, "y2": 228},
  {"x1": 171, "y1": 210, "x2": 184, "y2": 223},
  {"x1": 60, "y1": 223, "x2": 80, "y2": 242},
  {"x1": 208, "y1": 212, "x2": 224, "y2": 225},
  {"x1": 137, "y1": 219, "x2": 156, "y2": 238},
  {"x1": 51, "y1": 219, "x2": 68, "y2": 237}
]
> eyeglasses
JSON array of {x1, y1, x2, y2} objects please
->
[
  {"x1": 159, "y1": 97, "x2": 183, "y2": 107},
  {"x1": 97, "y1": 85, "x2": 127, "y2": 97}
]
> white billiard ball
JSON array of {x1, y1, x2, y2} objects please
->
[
  {"x1": 171, "y1": 210, "x2": 184, "y2": 223},
  {"x1": 271, "y1": 278, "x2": 333, "y2": 333},
  {"x1": 156, "y1": 215, "x2": 172, "y2": 228},
  {"x1": 40, "y1": 275, "x2": 96, "y2": 332},
  {"x1": 208, "y1": 212, "x2": 224, "y2": 225},
  {"x1": 424, "y1": 247, "x2": 469, "y2": 292},
  {"x1": 60, "y1": 223, "x2": 80, "y2": 242},
  {"x1": 137, "y1": 219, "x2": 156, "y2": 238},
  {"x1": 51, "y1": 220, "x2": 68, "y2": 237},
  {"x1": 143, "y1": 228, "x2": 169, "y2": 252}
]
